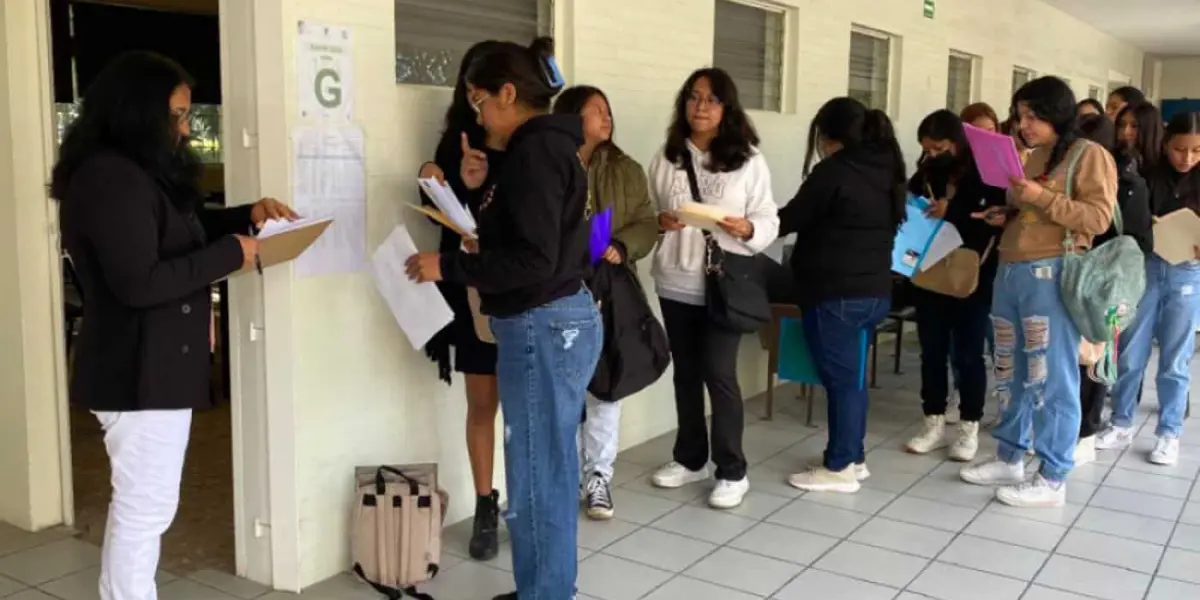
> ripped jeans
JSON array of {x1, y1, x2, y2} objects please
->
[
  {"x1": 990, "y1": 258, "x2": 1082, "y2": 482},
  {"x1": 491, "y1": 288, "x2": 602, "y2": 600},
  {"x1": 1111, "y1": 256, "x2": 1200, "y2": 438}
]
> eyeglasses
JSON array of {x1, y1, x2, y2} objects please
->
[
  {"x1": 170, "y1": 107, "x2": 192, "y2": 124},
  {"x1": 468, "y1": 94, "x2": 490, "y2": 114},
  {"x1": 687, "y1": 93, "x2": 722, "y2": 108}
]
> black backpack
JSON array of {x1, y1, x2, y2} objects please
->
[{"x1": 587, "y1": 262, "x2": 671, "y2": 402}]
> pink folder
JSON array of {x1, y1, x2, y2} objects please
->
[{"x1": 963, "y1": 123, "x2": 1024, "y2": 189}]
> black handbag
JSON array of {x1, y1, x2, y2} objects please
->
[{"x1": 681, "y1": 150, "x2": 771, "y2": 333}]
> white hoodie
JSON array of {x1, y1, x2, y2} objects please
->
[{"x1": 648, "y1": 141, "x2": 780, "y2": 305}]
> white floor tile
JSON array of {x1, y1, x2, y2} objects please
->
[
  {"x1": 604, "y1": 489, "x2": 682, "y2": 525},
  {"x1": 683, "y1": 547, "x2": 802, "y2": 597},
  {"x1": 1071, "y1": 505, "x2": 1176, "y2": 545},
  {"x1": 1019, "y1": 585, "x2": 1096, "y2": 599},
  {"x1": 848, "y1": 517, "x2": 954, "y2": 559},
  {"x1": 964, "y1": 511, "x2": 1067, "y2": 551},
  {"x1": 284, "y1": 573, "x2": 379, "y2": 600},
  {"x1": 5, "y1": 591, "x2": 59, "y2": 600},
  {"x1": 38, "y1": 567, "x2": 174, "y2": 600},
  {"x1": 0, "y1": 526, "x2": 73, "y2": 559},
  {"x1": 649, "y1": 505, "x2": 757, "y2": 545},
  {"x1": 1169, "y1": 522, "x2": 1200, "y2": 552},
  {"x1": 726, "y1": 522, "x2": 839, "y2": 566},
  {"x1": 908, "y1": 561, "x2": 1026, "y2": 600},
  {"x1": 984, "y1": 501, "x2": 1082, "y2": 527},
  {"x1": 620, "y1": 476, "x2": 710, "y2": 504},
  {"x1": 796, "y1": 487, "x2": 896, "y2": 515},
  {"x1": 1088, "y1": 486, "x2": 1185, "y2": 521},
  {"x1": 879, "y1": 495, "x2": 979, "y2": 532},
  {"x1": 157, "y1": 580, "x2": 242, "y2": 600},
  {"x1": 0, "y1": 539, "x2": 100, "y2": 586},
  {"x1": 1055, "y1": 528, "x2": 1163, "y2": 573},
  {"x1": 186, "y1": 570, "x2": 268, "y2": 600},
  {"x1": 603, "y1": 528, "x2": 716, "y2": 573},
  {"x1": 1146, "y1": 576, "x2": 1200, "y2": 599},
  {"x1": 641, "y1": 576, "x2": 758, "y2": 600},
  {"x1": 766, "y1": 498, "x2": 870, "y2": 538},
  {"x1": 1180, "y1": 502, "x2": 1200, "y2": 525},
  {"x1": 685, "y1": 490, "x2": 789, "y2": 520},
  {"x1": 859, "y1": 469, "x2": 926, "y2": 494},
  {"x1": 937, "y1": 535, "x2": 1048, "y2": 581},
  {"x1": 576, "y1": 517, "x2": 640, "y2": 551},
  {"x1": 813, "y1": 541, "x2": 928, "y2": 588},
  {"x1": 576, "y1": 553, "x2": 672, "y2": 600},
  {"x1": 1034, "y1": 554, "x2": 1151, "y2": 600},
  {"x1": 0, "y1": 575, "x2": 25, "y2": 599},
  {"x1": 771, "y1": 568, "x2": 898, "y2": 600},
  {"x1": 1102, "y1": 467, "x2": 1194, "y2": 500},
  {"x1": 1157, "y1": 547, "x2": 1200, "y2": 585}
]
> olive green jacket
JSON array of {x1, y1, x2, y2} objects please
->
[{"x1": 588, "y1": 144, "x2": 658, "y2": 264}]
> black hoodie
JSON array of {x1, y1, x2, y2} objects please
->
[
  {"x1": 779, "y1": 144, "x2": 902, "y2": 308},
  {"x1": 441, "y1": 114, "x2": 589, "y2": 317}
]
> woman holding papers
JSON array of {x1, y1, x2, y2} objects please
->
[
  {"x1": 1099, "y1": 111, "x2": 1200, "y2": 465},
  {"x1": 645, "y1": 68, "x2": 779, "y2": 510},
  {"x1": 959, "y1": 77, "x2": 1117, "y2": 508},
  {"x1": 552, "y1": 85, "x2": 658, "y2": 520},
  {"x1": 903, "y1": 110, "x2": 1006, "y2": 463},
  {"x1": 416, "y1": 39, "x2": 507, "y2": 562},
  {"x1": 51, "y1": 52, "x2": 291, "y2": 600},
  {"x1": 404, "y1": 37, "x2": 599, "y2": 600},
  {"x1": 778, "y1": 97, "x2": 906, "y2": 494}
]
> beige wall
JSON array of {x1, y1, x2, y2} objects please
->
[
  {"x1": 1160, "y1": 57, "x2": 1200, "y2": 99},
  {"x1": 0, "y1": 0, "x2": 67, "y2": 531}
]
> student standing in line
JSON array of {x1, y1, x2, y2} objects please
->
[
  {"x1": 552, "y1": 85, "x2": 658, "y2": 520},
  {"x1": 1106, "y1": 85, "x2": 1146, "y2": 120},
  {"x1": 778, "y1": 97, "x2": 906, "y2": 494},
  {"x1": 1073, "y1": 113, "x2": 1153, "y2": 465},
  {"x1": 647, "y1": 67, "x2": 779, "y2": 510},
  {"x1": 405, "y1": 38, "x2": 601, "y2": 600},
  {"x1": 53, "y1": 52, "x2": 291, "y2": 600},
  {"x1": 903, "y1": 110, "x2": 1006, "y2": 462},
  {"x1": 1077, "y1": 98, "x2": 1105, "y2": 118},
  {"x1": 960, "y1": 77, "x2": 1116, "y2": 507},
  {"x1": 1097, "y1": 111, "x2": 1200, "y2": 465},
  {"x1": 415, "y1": 39, "x2": 506, "y2": 562}
]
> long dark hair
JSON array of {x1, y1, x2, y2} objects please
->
[
  {"x1": 464, "y1": 36, "x2": 562, "y2": 111},
  {"x1": 1076, "y1": 113, "x2": 1116, "y2": 153},
  {"x1": 1012, "y1": 76, "x2": 1078, "y2": 174},
  {"x1": 664, "y1": 67, "x2": 759, "y2": 172},
  {"x1": 1077, "y1": 98, "x2": 1105, "y2": 116},
  {"x1": 553, "y1": 85, "x2": 622, "y2": 154},
  {"x1": 916, "y1": 109, "x2": 974, "y2": 175},
  {"x1": 441, "y1": 40, "x2": 503, "y2": 149},
  {"x1": 50, "y1": 51, "x2": 199, "y2": 207},
  {"x1": 803, "y1": 97, "x2": 907, "y2": 230},
  {"x1": 1115, "y1": 101, "x2": 1164, "y2": 173},
  {"x1": 1109, "y1": 86, "x2": 1146, "y2": 107},
  {"x1": 1162, "y1": 111, "x2": 1200, "y2": 209}
]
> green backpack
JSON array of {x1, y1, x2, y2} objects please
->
[{"x1": 1058, "y1": 142, "x2": 1146, "y2": 384}]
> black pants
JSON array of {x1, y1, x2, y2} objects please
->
[
  {"x1": 660, "y1": 297, "x2": 746, "y2": 481},
  {"x1": 915, "y1": 290, "x2": 990, "y2": 422},
  {"x1": 1079, "y1": 366, "x2": 1107, "y2": 439}
]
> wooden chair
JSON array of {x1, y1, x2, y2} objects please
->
[{"x1": 759, "y1": 304, "x2": 816, "y2": 425}]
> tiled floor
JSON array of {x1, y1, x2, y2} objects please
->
[{"x1": 4, "y1": 353, "x2": 1200, "y2": 600}]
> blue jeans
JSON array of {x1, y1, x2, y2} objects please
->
[
  {"x1": 990, "y1": 258, "x2": 1081, "y2": 482},
  {"x1": 803, "y1": 297, "x2": 890, "y2": 472},
  {"x1": 491, "y1": 288, "x2": 602, "y2": 600},
  {"x1": 1111, "y1": 256, "x2": 1200, "y2": 438}
]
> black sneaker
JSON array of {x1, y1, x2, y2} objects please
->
[
  {"x1": 584, "y1": 473, "x2": 614, "y2": 520},
  {"x1": 469, "y1": 490, "x2": 499, "y2": 561}
]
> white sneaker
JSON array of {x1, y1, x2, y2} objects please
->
[
  {"x1": 1074, "y1": 435, "x2": 1096, "y2": 467},
  {"x1": 1095, "y1": 425, "x2": 1134, "y2": 451},
  {"x1": 949, "y1": 421, "x2": 980, "y2": 462},
  {"x1": 787, "y1": 466, "x2": 861, "y2": 493},
  {"x1": 1150, "y1": 437, "x2": 1180, "y2": 466},
  {"x1": 708, "y1": 477, "x2": 749, "y2": 509},
  {"x1": 960, "y1": 457, "x2": 1025, "y2": 486},
  {"x1": 995, "y1": 474, "x2": 1066, "y2": 508},
  {"x1": 651, "y1": 462, "x2": 709, "y2": 489},
  {"x1": 807, "y1": 460, "x2": 870, "y2": 481},
  {"x1": 906, "y1": 415, "x2": 948, "y2": 454},
  {"x1": 946, "y1": 391, "x2": 961, "y2": 424}
]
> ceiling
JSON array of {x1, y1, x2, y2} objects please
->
[{"x1": 1043, "y1": 0, "x2": 1200, "y2": 56}]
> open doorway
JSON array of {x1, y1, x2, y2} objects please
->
[{"x1": 50, "y1": 0, "x2": 238, "y2": 576}]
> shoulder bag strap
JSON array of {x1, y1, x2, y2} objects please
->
[
  {"x1": 680, "y1": 149, "x2": 721, "y2": 270},
  {"x1": 1061, "y1": 142, "x2": 1091, "y2": 250}
]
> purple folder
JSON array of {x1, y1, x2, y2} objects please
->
[
  {"x1": 589, "y1": 207, "x2": 614, "y2": 264},
  {"x1": 963, "y1": 123, "x2": 1024, "y2": 189}
]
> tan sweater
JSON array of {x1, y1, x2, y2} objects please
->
[{"x1": 999, "y1": 139, "x2": 1117, "y2": 263}]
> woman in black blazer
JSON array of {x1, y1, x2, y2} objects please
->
[{"x1": 50, "y1": 52, "x2": 293, "y2": 598}]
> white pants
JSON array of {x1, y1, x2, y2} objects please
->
[
  {"x1": 578, "y1": 396, "x2": 621, "y2": 481},
  {"x1": 95, "y1": 410, "x2": 192, "y2": 600}
]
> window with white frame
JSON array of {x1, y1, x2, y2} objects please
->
[
  {"x1": 946, "y1": 51, "x2": 975, "y2": 113},
  {"x1": 1088, "y1": 85, "x2": 1102, "y2": 100},
  {"x1": 848, "y1": 27, "x2": 892, "y2": 112},
  {"x1": 712, "y1": 0, "x2": 785, "y2": 112},
  {"x1": 1011, "y1": 66, "x2": 1034, "y2": 95},
  {"x1": 394, "y1": 0, "x2": 553, "y2": 86}
]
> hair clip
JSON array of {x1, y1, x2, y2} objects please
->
[{"x1": 541, "y1": 55, "x2": 565, "y2": 90}]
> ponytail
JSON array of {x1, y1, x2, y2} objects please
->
[
  {"x1": 864, "y1": 109, "x2": 908, "y2": 232},
  {"x1": 465, "y1": 36, "x2": 563, "y2": 111}
]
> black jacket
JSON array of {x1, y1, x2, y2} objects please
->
[
  {"x1": 60, "y1": 152, "x2": 250, "y2": 412},
  {"x1": 1147, "y1": 162, "x2": 1200, "y2": 218},
  {"x1": 441, "y1": 114, "x2": 590, "y2": 317},
  {"x1": 779, "y1": 144, "x2": 902, "y2": 308},
  {"x1": 587, "y1": 262, "x2": 670, "y2": 402},
  {"x1": 907, "y1": 160, "x2": 1007, "y2": 302},
  {"x1": 1095, "y1": 156, "x2": 1153, "y2": 254}
]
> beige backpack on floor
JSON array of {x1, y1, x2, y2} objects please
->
[{"x1": 352, "y1": 464, "x2": 449, "y2": 600}]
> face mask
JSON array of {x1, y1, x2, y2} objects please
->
[{"x1": 921, "y1": 152, "x2": 956, "y2": 172}]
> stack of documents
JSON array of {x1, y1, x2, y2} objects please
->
[
  {"x1": 370, "y1": 225, "x2": 455, "y2": 350},
  {"x1": 675, "y1": 202, "x2": 730, "y2": 231},
  {"x1": 258, "y1": 217, "x2": 331, "y2": 239},
  {"x1": 891, "y1": 194, "x2": 963, "y2": 277},
  {"x1": 963, "y1": 123, "x2": 1024, "y2": 189},
  {"x1": 416, "y1": 178, "x2": 477, "y2": 238},
  {"x1": 1153, "y1": 208, "x2": 1200, "y2": 265}
]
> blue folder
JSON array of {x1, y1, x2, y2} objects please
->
[
  {"x1": 778, "y1": 317, "x2": 871, "y2": 389},
  {"x1": 891, "y1": 193, "x2": 946, "y2": 277}
]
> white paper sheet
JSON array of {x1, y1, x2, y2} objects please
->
[
  {"x1": 257, "y1": 217, "x2": 332, "y2": 239},
  {"x1": 417, "y1": 177, "x2": 477, "y2": 237},
  {"x1": 292, "y1": 125, "x2": 366, "y2": 277},
  {"x1": 296, "y1": 21, "x2": 354, "y2": 121},
  {"x1": 1153, "y1": 208, "x2": 1200, "y2": 265},
  {"x1": 920, "y1": 223, "x2": 964, "y2": 272},
  {"x1": 370, "y1": 226, "x2": 455, "y2": 350}
]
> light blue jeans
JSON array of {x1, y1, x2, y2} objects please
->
[
  {"x1": 491, "y1": 288, "x2": 602, "y2": 600},
  {"x1": 990, "y1": 258, "x2": 1082, "y2": 482},
  {"x1": 1111, "y1": 255, "x2": 1200, "y2": 438}
]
